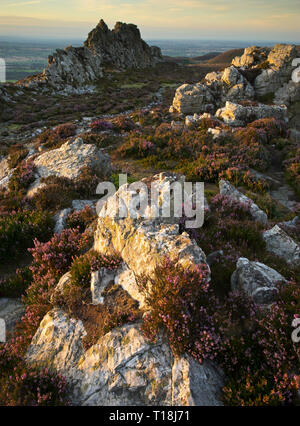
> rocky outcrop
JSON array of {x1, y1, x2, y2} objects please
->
[
  {"x1": 91, "y1": 268, "x2": 118, "y2": 305},
  {"x1": 232, "y1": 44, "x2": 300, "y2": 104},
  {"x1": 25, "y1": 173, "x2": 226, "y2": 406},
  {"x1": 24, "y1": 46, "x2": 103, "y2": 91},
  {"x1": 18, "y1": 20, "x2": 162, "y2": 91},
  {"x1": 171, "y1": 66, "x2": 253, "y2": 115},
  {"x1": 0, "y1": 86, "x2": 10, "y2": 103},
  {"x1": 85, "y1": 20, "x2": 162, "y2": 70},
  {"x1": 219, "y1": 180, "x2": 268, "y2": 224},
  {"x1": 0, "y1": 298, "x2": 25, "y2": 338},
  {"x1": 93, "y1": 173, "x2": 209, "y2": 307},
  {"x1": 232, "y1": 46, "x2": 270, "y2": 68},
  {"x1": 26, "y1": 309, "x2": 223, "y2": 406},
  {"x1": 0, "y1": 157, "x2": 14, "y2": 189},
  {"x1": 216, "y1": 101, "x2": 288, "y2": 126},
  {"x1": 263, "y1": 225, "x2": 300, "y2": 266},
  {"x1": 231, "y1": 258, "x2": 286, "y2": 304},
  {"x1": 171, "y1": 44, "x2": 299, "y2": 116},
  {"x1": 172, "y1": 356, "x2": 224, "y2": 406},
  {"x1": 274, "y1": 81, "x2": 300, "y2": 105},
  {"x1": 205, "y1": 66, "x2": 255, "y2": 105},
  {"x1": 33, "y1": 137, "x2": 111, "y2": 181},
  {"x1": 253, "y1": 45, "x2": 298, "y2": 98},
  {"x1": 185, "y1": 112, "x2": 216, "y2": 127}
]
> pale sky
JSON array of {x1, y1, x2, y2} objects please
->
[{"x1": 0, "y1": 0, "x2": 299, "y2": 41}]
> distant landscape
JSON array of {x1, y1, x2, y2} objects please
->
[{"x1": 0, "y1": 37, "x2": 294, "y2": 82}]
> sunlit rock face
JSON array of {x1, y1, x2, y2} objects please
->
[{"x1": 26, "y1": 310, "x2": 224, "y2": 406}]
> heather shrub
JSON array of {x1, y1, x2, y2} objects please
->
[
  {"x1": 0, "y1": 210, "x2": 53, "y2": 262},
  {"x1": 194, "y1": 194, "x2": 266, "y2": 254},
  {"x1": 215, "y1": 282, "x2": 300, "y2": 406},
  {"x1": 36, "y1": 123, "x2": 76, "y2": 148},
  {"x1": 0, "y1": 187, "x2": 25, "y2": 215},
  {"x1": 118, "y1": 125, "x2": 271, "y2": 186},
  {"x1": 7, "y1": 147, "x2": 28, "y2": 169},
  {"x1": 0, "y1": 267, "x2": 33, "y2": 298},
  {"x1": 73, "y1": 166, "x2": 105, "y2": 198},
  {"x1": 112, "y1": 116, "x2": 136, "y2": 132},
  {"x1": 248, "y1": 118, "x2": 288, "y2": 142},
  {"x1": 183, "y1": 195, "x2": 266, "y2": 296},
  {"x1": 8, "y1": 161, "x2": 35, "y2": 193},
  {"x1": 53, "y1": 122, "x2": 76, "y2": 139},
  {"x1": 55, "y1": 283, "x2": 142, "y2": 351},
  {"x1": 0, "y1": 229, "x2": 91, "y2": 406},
  {"x1": 32, "y1": 168, "x2": 104, "y2": 211},
  {"x1": 69, "y1": 250, "x2": 122, "y2": 288},
  {"x1": 28, "y1": 228, "x2": 92, "y2": 287},
  {"x1": 90, "y1": 119, "x2": 113, "y2": 132},
  {"x1": 138, "y1": 257, "x2": 218, "y2": 363},
  {"x1": 0, "y1": 355, "x2": 68, "y2": 406},
  {"x1": 66, "y1": 205, "x2": 96, "y2": 233},
  {"x1": 81, "y1": 132, "x2": 121, "y2": 148},
  {"x1": 31, "y1": 176, "x2": 76, "y2": 212},
  {"x1": 284, "y1": 147, "x2": 300, "y2": 197},
  {"x1": 245, "y1": 190, "x2": 288, "y2": 220},
  {"x1": 131, "y1": 108, "x2": 163, "y2": 126}
]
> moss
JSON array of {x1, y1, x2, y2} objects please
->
[
  {"x1": 121, "y1": 335, "x2": 131, "y2": 346},
  {"x1": 257, "y1": 92, "x2": 275, "y2": 104}
]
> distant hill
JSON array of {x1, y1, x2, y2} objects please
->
[
  {"x1": 193, "y1": 52, "x2": 221, "y2": 62},
  {"x1": 206, "y1": 48, "x2": 245, "y2": 65}
]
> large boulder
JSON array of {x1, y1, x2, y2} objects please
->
[
  {"x1": 18, "y1": 20, "x2": 161, "y2": 91},
  {"x1": 216, "y1": 101, "x2": 288, "y2": 126},
  {"x1": 219, "y1": 180, "x2": 268, "y2": 224},
  {"x1": 33, "y1": 137, "x2": 111, "y2": 181},
  {"x1": 263, "y1": 225, "x2": 300, "y2": 266},
  {"x1": 171, "y1": 83, "x2": 215, "y2": 115},
  {"x1": 94, "y1": 218, "x2": 208, "y2": 306},
  {"x1": 231, "y1": 258, "x2": 286, "y2": 304},
  {"x1": 205, "y1": 66, "x2": 255, "y2": 105},
  {"x1": 26, "y1": 309, "x2": 223, "y2": 406},
  {"x1": 94, "y1": 173, "x2": 208, "y2": 307}
]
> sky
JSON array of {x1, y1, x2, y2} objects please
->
[{"x1": 0, "y1": 0, "x2": 299, "y2": 42}]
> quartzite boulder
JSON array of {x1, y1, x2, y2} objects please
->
[
  {"x1": 263, "y1": 225, "x2": 300, "y2": 266},
  {"x1": 216, "y1": 101, "x2": 288, "y2": 126},
  {"x1": 231, "y1": 258, "x2": 286, "y2": 304},
  {"x1": 26, "y1": 309, "x2": 224, "y2": 406},
  {"x1": 33, "y1": 137, "x2": 111, "y2": 181}
]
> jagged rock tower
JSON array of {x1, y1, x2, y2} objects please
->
[{"x1": 18, "y1": 19, "x2": 162, "y2": 91}]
